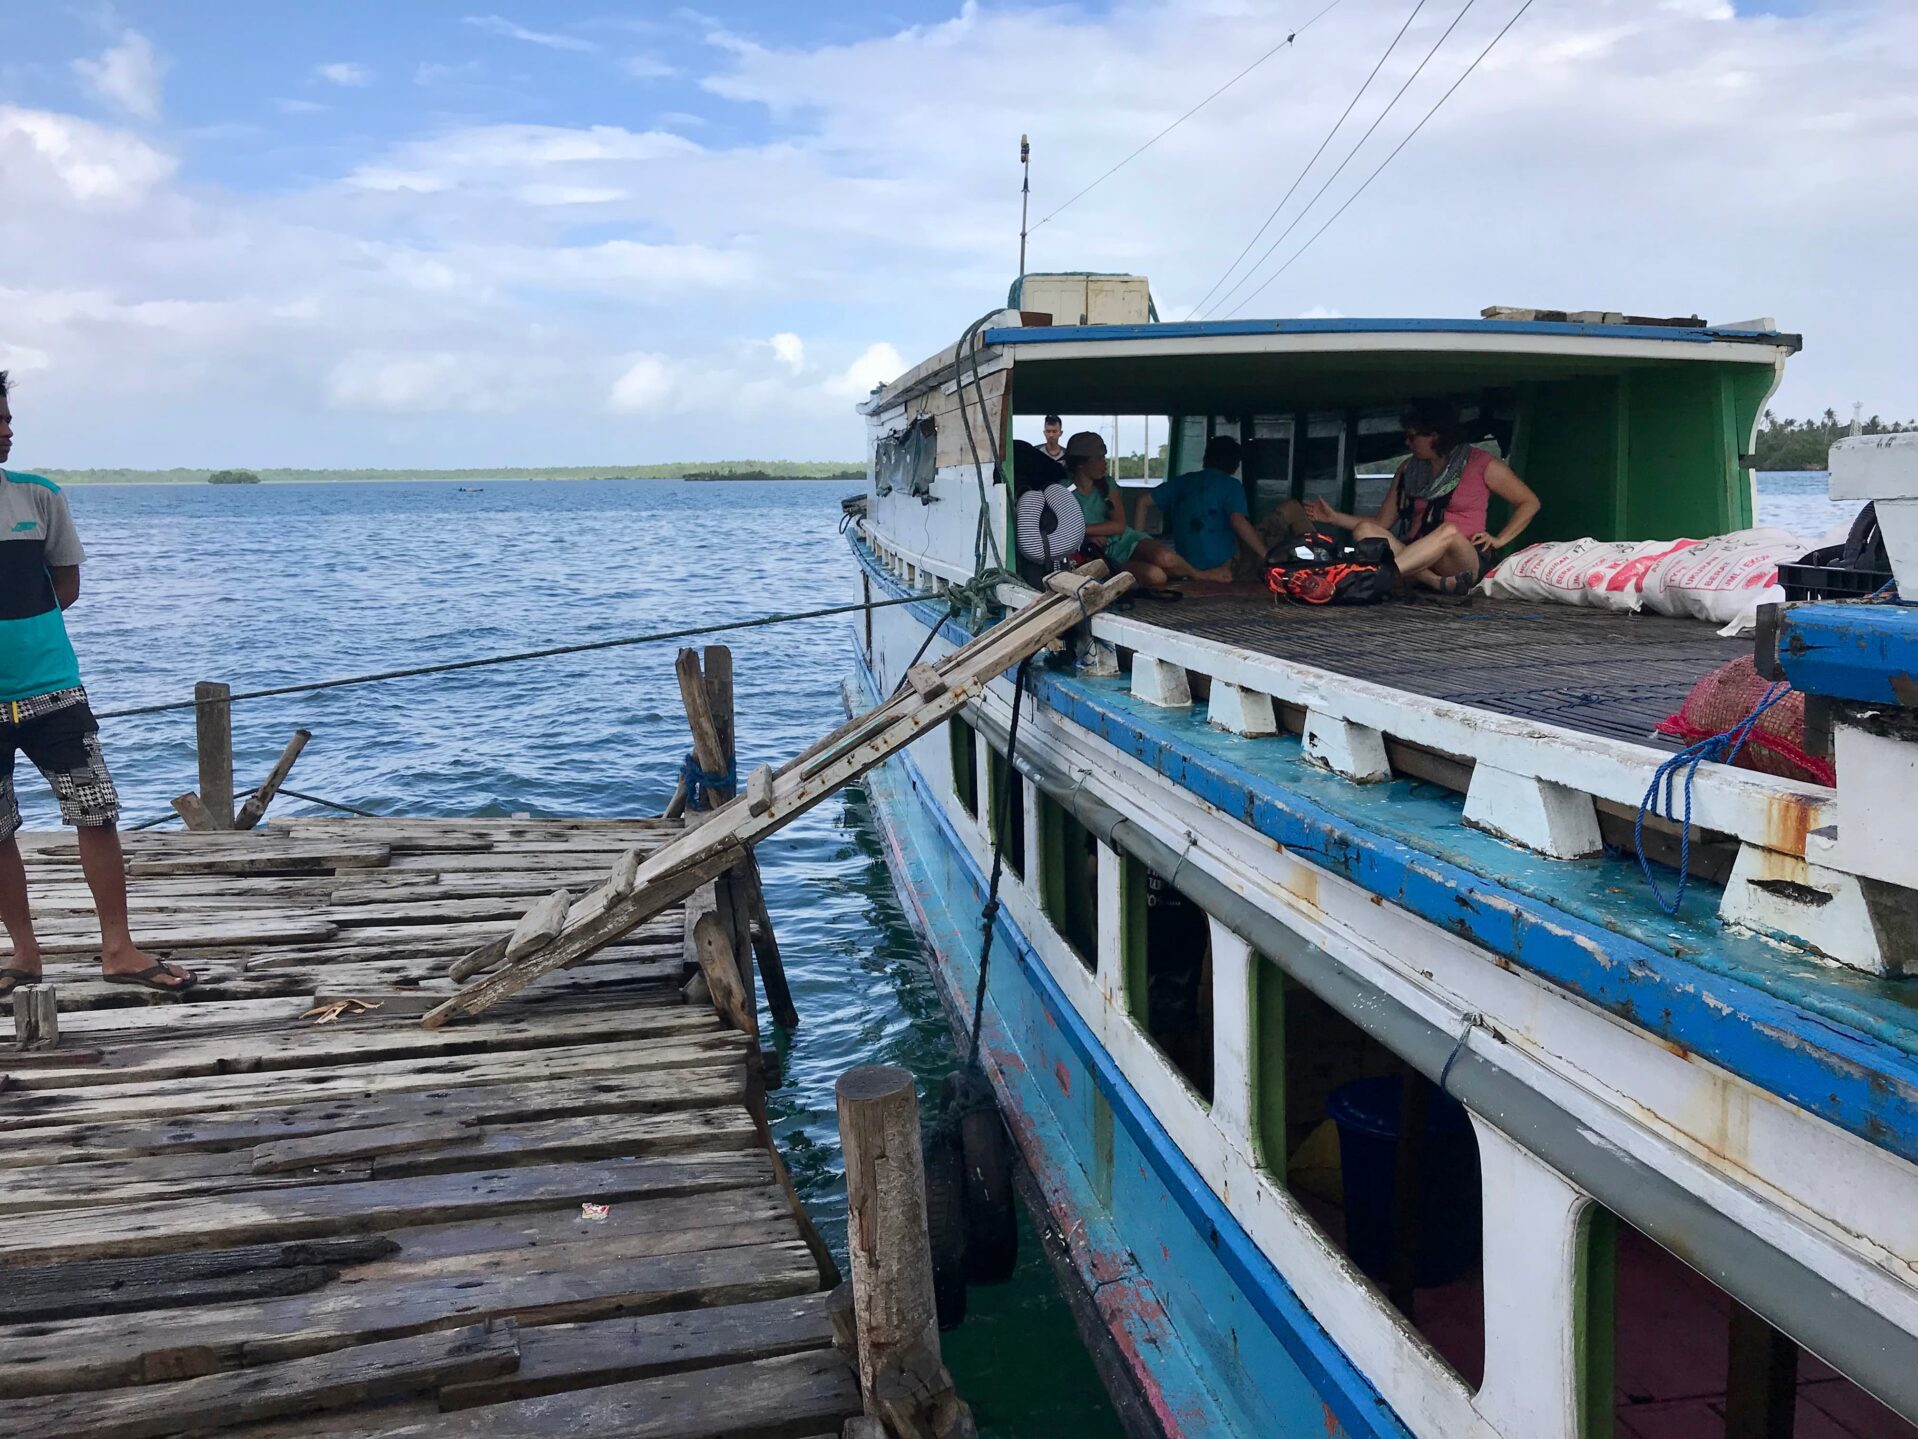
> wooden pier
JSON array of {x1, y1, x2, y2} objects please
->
[{"x1": 0, "y1": 817, "x2": 862, "y2": 1437}]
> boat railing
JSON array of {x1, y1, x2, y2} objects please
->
[{"x1": 853, "y1": 516, "x2": 1900, "y2": 975}]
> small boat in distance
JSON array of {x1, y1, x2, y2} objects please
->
[{"x1": 844, "y1": 273, "x2": 1918, "y2": 1438}]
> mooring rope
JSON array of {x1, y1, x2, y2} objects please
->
[{"x1": 93, "y1": 593, "x2": 932, "y2": 721}]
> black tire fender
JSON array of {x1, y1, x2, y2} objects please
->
[
  {"x1": 922, "y1": 1127, "x2": 970, "y2": 1330},
  {"x1": 943, "y1": 1069, "x2": 1019, "y2": 1285}
]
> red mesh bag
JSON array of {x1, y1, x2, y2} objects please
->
[{"x1": 1655, "y1": 655, "x2": 1835, "y2": 786}]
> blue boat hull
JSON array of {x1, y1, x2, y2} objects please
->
[{"x1": 848, "y1": 640, "x2": 1408, "y2": 1439}]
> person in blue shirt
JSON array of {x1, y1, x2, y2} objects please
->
[
  {"x1": 1137, "y1": 435, "x2": 1266, "y2": 581},
  {"x1": 0, "y1": 371, "x2": 194, "y2": 999}
]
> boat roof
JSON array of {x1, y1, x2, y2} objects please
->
[{"x1": 982, "y1": 315, "x2": 1800, "y2": 414}]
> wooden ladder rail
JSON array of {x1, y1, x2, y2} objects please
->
[{"x1": 421, "y1": 567, "x2": 1130, "y2": 1029}]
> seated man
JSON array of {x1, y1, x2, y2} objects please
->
[
  {"x1": 1138, "y1": 435, "x2": 1266, "y2": 581},
  {"x1": 1305, "y1": 401, "x2": 1540, "y2": 594}
]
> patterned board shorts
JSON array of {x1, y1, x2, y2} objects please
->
[{"x1": 0, "y1": 687, "x2": 121, "y2": 840}]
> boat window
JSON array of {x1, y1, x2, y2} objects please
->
[
  {"x1": 1296, "y1": 413, "x2": 1348, "y2": 514},
  {"x1": 1037, "y1": 789, "x2": 1099, "y2": 970},
  {"x1": 950, "y1": 715, "x2": 979, "y2": 819},
  {"x1": 986, "y1": 743, "x2": 1026, "y2": 881},
  {"x1": 1586, "y1": 1207, "x2": 1918, "y2": 1439},
  {"x1": 1258, "y1": 967, "x2": 1485, "y2": 1390},
  {"x1": 1119, "y1": 851, "x2": 1214, "y2": 1102},
  {"x1": 1246, "y1": 415, "x2": 1295, "y2": 523}
]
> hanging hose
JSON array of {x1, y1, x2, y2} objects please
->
[{"x1": 1635, "y1": 680, "x2": 1791, "y2": 915}]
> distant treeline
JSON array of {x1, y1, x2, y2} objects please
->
[
  {"x1": 35, "y1": 460, "x2": 866, "y2": 486},
  {"x1": 1755, "y1": 411, "x2": 1916, "y2": 472}
]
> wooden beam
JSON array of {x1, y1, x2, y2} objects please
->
[
  {"x1": 233, "y1": 729, "x2": 312, "y2": 831},
  {"x1": 170, "y1": 792, "x2": 220, "y2": 832},
  {"x1": 13, "y1": 985, "x2": 57, "y2": 1052},
  {"x1": 836, "y1": 1064, "x2": 970, "y2": 1434},
  {"x1": 0, "y1": 1320, "x2": 521, "y2": 1438},
  {"x1": 747, "y1": 764, "x2": 774, "y2": 817},
  {"x1": 193, "y1": 681, "x2": 235, "y2": 830},
  {"x1": 693, "y1": 911, "x2": 756, "y2": 1041},
  {"x1": 905, "y1": 664, "x2": 948, "y2": 701},
  {"x1": 738, "y1": 856, "x2": 799, "y2": 1030}
]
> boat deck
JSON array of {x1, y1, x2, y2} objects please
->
[
  {"x1": 1119, "y1": 589, "x2": 1750, "y2": 747},
  {"x1": 0, "y1": 818, "x2": 856, "y2": 1438}
]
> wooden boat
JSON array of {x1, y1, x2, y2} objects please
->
[{"x1": 843, "y1": 278, "x2": 1918, "y2": 1438}]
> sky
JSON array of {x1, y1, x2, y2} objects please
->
[{"x1": 1, "y1": 0, "x2": 1913, "y2": 469}]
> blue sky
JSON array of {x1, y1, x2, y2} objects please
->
[{"x1": 2, "y1": 0, "x2": 1913, "y2": 468}]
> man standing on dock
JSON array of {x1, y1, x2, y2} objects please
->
[{"x1": 0, "y1": 372, "x2": 193, "y2": 998}]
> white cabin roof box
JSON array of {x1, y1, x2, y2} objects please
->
[{"x1": 1010, "y1": 273, "x2": 1152, "y2": 327}]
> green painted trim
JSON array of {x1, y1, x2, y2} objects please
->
[
  {"x1": 1574, "y1": 1204, "x2": 1618, "y2": 1439},
  {"x1": 1251, "y1": 954, "x2": 1288, "y2": 1178},
  {"x1": 986, "y1": 743, "x2": 1025, "y2": 880},
  {"x1": 1120, "y1": 848, "x2": 1150, "y2": 1027},
  {"x1": 949, "y1": 716, "x2": 979, "y2": 818}
]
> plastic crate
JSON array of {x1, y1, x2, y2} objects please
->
[{"x1": 1778, "y1": 561, "x2": 1894, "y2": 602}]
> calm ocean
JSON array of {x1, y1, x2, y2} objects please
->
[{"x1": 23, "y1": 471, "x2": 1851, "y2": 1436}]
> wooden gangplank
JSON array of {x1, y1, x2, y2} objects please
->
[
  {"x1": 429, "y1": 565, "x2": 1134, "y2": 1028},
  {"x1": 0, "y1": 819, "x2": 858, "y2": 1437}
]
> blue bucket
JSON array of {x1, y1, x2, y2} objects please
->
[{"x1": 1326, "y1": 1075, "x2": 1482, "y2": 1289}]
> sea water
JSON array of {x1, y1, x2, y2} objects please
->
[{"x1": 23, "y1": 471, "x2": 1852, "y2": 1436}]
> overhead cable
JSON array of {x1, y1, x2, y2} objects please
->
[
  {"x1": 1029, "y1": 0, "x2": 1345, "y2": 234},
  {"x1": 1184, "y1": 0, "x2": 1433, "y2": 319},
  {"x1": 1227, "y1": 0, "x2": 1539, "y2": 315},
  {"x1": 1202, "y1": 0, "x2": 1483, "y2": 319}
]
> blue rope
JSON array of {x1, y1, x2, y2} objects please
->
[
  {"x1": 1634, "y1": 680, "x2": 1791, "y2": 915},
  {"x1": 680, "y1": 751, "x2": 738, "y2": 810}
]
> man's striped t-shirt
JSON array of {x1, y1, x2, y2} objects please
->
[{"x1": 0, "y1": 470, "x2": 86, "y2": 703}]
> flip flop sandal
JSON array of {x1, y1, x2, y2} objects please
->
[
  {"x1": 103, "y1": 961, "x2": 198, "y2": 995},
  {"x1": 0, "y1": 968, "x2": 42, "y2": 999}
]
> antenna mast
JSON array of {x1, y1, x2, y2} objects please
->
[{"x1": 1017, "y1": 134, "x2": 1031, "y2": 284}]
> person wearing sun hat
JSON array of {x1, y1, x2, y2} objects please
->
[{"x1": 1062, "y1": 431, "x2": 1207, "y2": 586}]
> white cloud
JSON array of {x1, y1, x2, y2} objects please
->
[
  {"x1": 72, "y1": 31, "x2": 165, "y2": 122},
  {"x1": 831, "y1": 343, "x2": 904, "y2": 400},
  {"x1": 327, "y1": 352, "x2": 504, "y2": 413},
  {"x1": 415, "y1": 61, "x2": 485, "y2": 86},
  {"x1": 316, "y1": 62, "x2": 373, "y2": 87},
  {"x1": 769, "y1": 332, "x2": 805, "y2": 373},
  {"x1": 625, "y1": 54, "x2": 677, "y2": 79},
  {"x1": 608, "y1": 353, "x2": 681, "y2": 413},
  {"x1": 277, "y1": 98, "x2": 329, "y2": 115},
  {"x1": 5, "y1": 1, "x2": 1917, "y2": 471},
  {"x1": 0, "y1": 106, "x2": 175, "y2": 205},
  {"x1": 463, "y1": 15, "x2": 599, "y2": 52}
]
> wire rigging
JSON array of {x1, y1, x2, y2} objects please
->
[
  {"x1": 1029, "y1": 0, "x2": 1345, "y2": 234},
  {"x1": 1185, "y1": 0, "x2": 1433, "y2": 319},
  {"x1": 1202, "y1": 0, "x2": 1483, "y2": 320},
  {"x1": 1227, "y1": 0, "x2": 1538, "y2": 315}
]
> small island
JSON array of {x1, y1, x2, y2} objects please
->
[{"x1": 207, "y1": 469, "x2": 262, "y2": 485}]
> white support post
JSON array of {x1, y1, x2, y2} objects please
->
[
  {"x1": 1023, "y1": 768, "x2": 1042, "y2": 887},
  {"x1": 1208, "y1": 681, "x2": 1277, "y2": 738},
  {"x1": 1131, "y1": 655, "x2": 1191, "y2": 708},
  {"x1": 1463, "y1": 764, "x2": 1603, "y2": 858},
  {"x1": 1077, "y1": 635, "x2": 1121, "y2": 678},
  {"x1": 1302, "y1": 709, "x2": 1390, "y2": 783},
  {"x1": 1472, "y1": 1121, "x2": 1593, "y2": 1439},
  {"x1": 1721, "y1": 843, "x2": 1903, "y2": 976},
  {"x1": 1206, "y1": 918, "x2": 1253, "y2": 1148}
]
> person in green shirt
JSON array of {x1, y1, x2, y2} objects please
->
[
  {"x1": 1063, "y1": 432, "x2": 1207, "y2": 586},
  {"x1": 0, "y1": 371, "x2": 194, "y2": 999},
  {"x1": 1138, "y1": 435, "x2": 1267, "y2": 580}
]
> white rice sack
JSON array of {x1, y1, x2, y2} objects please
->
[
  {"x1": 1581, "y1": 538, "x2": 1699, "y2": 613},
  {"x1": 1639, "y1": 528, "x2": 1805, "y2": 629},
  {"x1": 1478, "y1": 539, "x2": 1601, "y2": 605}
]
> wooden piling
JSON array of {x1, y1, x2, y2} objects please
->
[
  {"x1": 194, "y1": 681, "x2": 235, "y2": 831},
  {"x1": 13, "y1": 984, "x2": 58, "y2": 1051},
  {"x1": 234, "y1": 729, "x2": 312, "y2": 831},
  {"x1": 835, "y1": 1065, "x2": 974, "y2": 1437}
]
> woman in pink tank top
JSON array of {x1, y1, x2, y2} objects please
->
[{"x1": 1305, "y1": 399, "x2": 1541, "y2": 594}]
